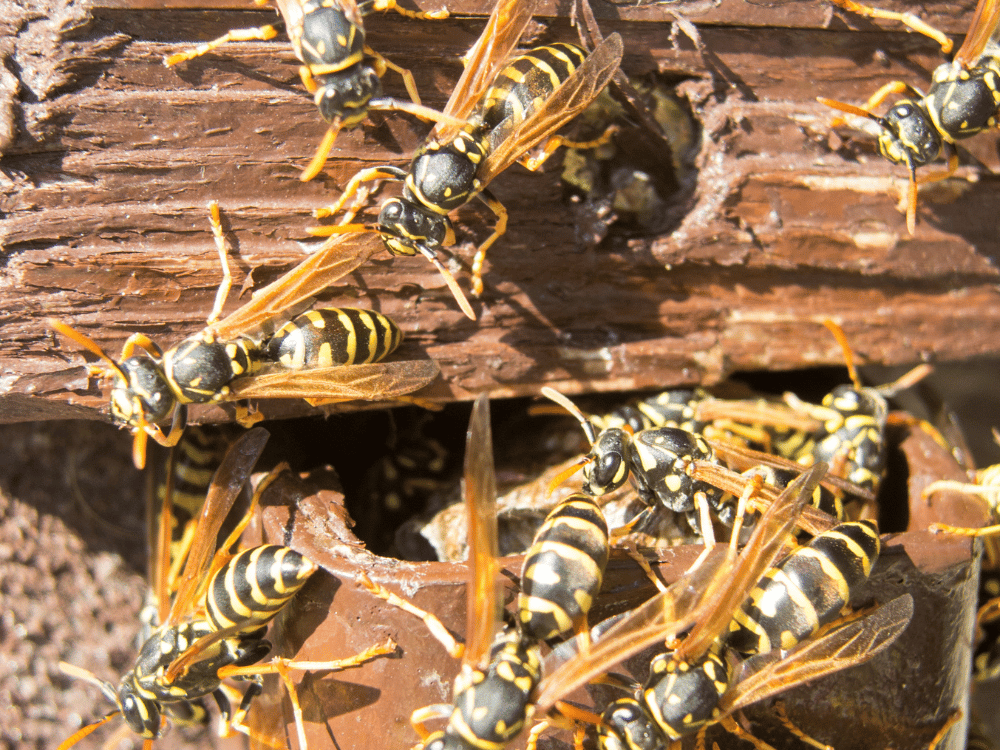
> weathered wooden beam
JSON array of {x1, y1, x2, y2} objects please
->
[{"x1": 2, "y1": 0, "x2": 998, "y2": 427}]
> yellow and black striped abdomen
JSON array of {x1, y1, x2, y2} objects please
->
[
  {"x1": 266, "y1": 307, "x2": 402, "y2": 369},
  {"x1": 204, "y1": 545, "x2": 317, "y2": 634},
  {"x1": 476, "y1": 43, "x2": 587, "y2": 140},
  {"x1": 725, "y1": 520, "x2": 881, "y2": 655},
  {"x1": 517, "y1": 492, "x2": 609, "y2": 642},
  {"x1": 154, "y1": 426, "x2": 235, "y2": 573}
]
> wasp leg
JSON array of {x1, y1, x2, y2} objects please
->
[
  {"x1": 368, "y1": 0, "x2": 449, "y2": 21},
  {"x1": 206, "y1": 201, "x2": 234, "y2": 326},
  {"x1": 773, "y1": 701, "x2": 832, "y2": 750},
  {"x1": 930, "y1": 520, "x2": 1000, "y2": 537},
  {"x1": 623, "y1": 542, "x2": 669, "y2": 594},
  {"x1": 522, "y1": 125, "x2": 619, "y2": 171},
  {"x1": 358, "y1": 572, "x2": 465, "y2": 658},
  {"x1": 120, "y1": 333, "x2": 164, "y2": 360},
  {"x1": 313, "y1": 166, "x2": 407, "y2": 221},
  {"x1": 716, "y1": 714, "x2": 779, "y2": 750},
  {"x1": 220, "y1": 643, "x2": 398, "y2": 750},
  {"x1": 470, "y1": 189, "x2": 508, "y2": 297},
  {"x1": 827, "y1": 0, "x2": 953, "y2": 54},
  {"x1": 927, "y1": 709, "x2": 962, "y2": 750},
  {"x1": 164, "y1": 24, "x2": 281, "y2": 67},
  {"x1": 923, "y1": 479, "x2": 1000, "y2": 504},
  {"x1": 410, "y1": 703, "x2": 455, "y2": 740},
  {"x1": 366, "y1": 46, "x2": 421, "y2": 105}
]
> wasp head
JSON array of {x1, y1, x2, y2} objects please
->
[
  {"x1": 314, "y1": 64, "x2": 382, "y2": 125},
  {"x1": 377, "y1": 198, "x2": 450, "y2": 257},
  {"x1": 110, "y1": 356, "x2": 176, "y2": 428},
  {"x1": 584, "y1": 427, "x2": 632, "y2": 496},
  {"x1": 877, "y1": 100, "x2": 941, "y2": 172}
]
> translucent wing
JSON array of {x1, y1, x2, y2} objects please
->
[
  {"x1": 719, "y1": 594, "x2": 914, "y2": 715},
  {"x1": 167, "y1": 427, "x2": 270, "y2": 625},
  {"x1": 210, "y1": 231, "x2": 382, "y2": 341},
  {"x1": 706, "y1": 437, "x2": 877, "y2": 504},
  {"x1": 433, "y1": 0, "x2": 540, "y2": 142},
  {"x1": 670, "y1": 463, "x2": 827, "y2": 663},
  {"x1": 477, "y1": 33, "x2": 623, "y2": 188},
  {"x1": 534, "y1": 463, "x2": 825, "y2": 712},
  {"x1": 228, "y1": 359, "x2": 439, "y2": 400},
  {"x1": 955, "y1": 0, "x2": 1000, "y2": 67},
  {"x1": 463, "y1": 393, "x2": 504, "y2": 670}
]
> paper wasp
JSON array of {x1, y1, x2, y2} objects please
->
[
  {"x1": 532, "y1": 464, "x2": 914, "y2": 750},
  {"x1": 58, "y1": 428, "x2": 397, "y2": 750},
  {"x1": 539, "y1": 386, "x2": 870, "y2": 545},
  {"x1": 819, "y1": 0, "x2": 1000, "y2": 233},
  {"x1": 165, "y1": 0, "x2": 458, "y2": 182},
  {"x1": 311, "y1": 0, "x2": 623, "y2": 295},
  {"x1": 49, "y1": 203, "x2": 440, "y2": 469}
]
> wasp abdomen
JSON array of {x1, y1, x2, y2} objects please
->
[
  {"x1": 726, "y1": 521, "x2": 881, "y2": 655},
  {"x1": 266, "y1": 307, "x2": 402, "y2": 369},
  {"x1": 518, "y1": 492, "x2": 609, "y2": 642},
  {"x1": 477, "y1": 43, "x2": 588, "y2": 137},
  {"x1": 204, "y1": 545, "x2": 317, "y2": 634}
]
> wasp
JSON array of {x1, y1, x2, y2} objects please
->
[
  {"x1": 58, "y1": 427, "x2": 397, "y2": 750},
  {"x1": 539, "y1": 387, "x2": 868, "y2": 545},
  {"x1": 165, "y1": 0, "x2": 458, "y2": 182},
  {"x1": 311, "y1": 0, "x2": 623, "y2": 295},
  {"x1": 819, "y1": 0, "x2": 1000, "y2": 233},
  {"x1": 360, "y1": 394, "x2": 613, "y2": 750},
  {"x1": 532, "y1": 463, "x2": 914, "y2": 750},
  {"x1": 49, "y1": 203, "x2": 440, "y2": 469}
]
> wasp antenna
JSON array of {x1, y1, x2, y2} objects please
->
[
  {"x1": 876, "y1": 363, "x2": 933, "y2": 397},
  {"x1": 48, "y1": 319, "x2": 129, "y2": 383},
  {"x1": 547, "y1": 456, "x2": 592, "y2": 495},
  {"x1": 417, "y1": 245, "x2": 476, "y2": 320},
  {"x1": 905, "y1": 165, "x2": 919, "y2": 235},
  {"x1": 541, "y1": 386, "x2": 598, "y2": 445},
  {"x1": 57, "y1": 712, "x2": 121, "y2": 750},
  {"x1": 307, "y1": 222, "x2": 375, "y2": 237},
  {"x1": 820, "y1": 319, "x2": 862, "y2": 390}
]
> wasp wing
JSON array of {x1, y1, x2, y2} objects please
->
[
  {"x1": 463, "y1": 393, "x2": 504, "y2": 670},
  {"x1": 476, "y1": 33, "x2": 623, "y2": 188},
  {"x1": 534, "y1": 463, "x2": 825, "y2": 712},
  {"x1": 433, "y1": 0, "x2": 540, "y2": 142},
  {"x1": 167, "y1": 427, "x2": 270, "y2": 625},
  {"x1": 706, "y1": 437, "x2": 877, "y2": 505},
  {"x1": 670, "y1": 463, "x2": 826, "y2": 663},
  {"x1": 228, "y1": 359, "x2": 439, "y2": 401},
  {"x1": 955, "y1": 0, "x2": 1000, "y2": 66},
  {"x1": 210, "y1": 231, "x2": 382, "y2": 341},
  {"x1": 719, "y1": 594, "x2": 913, "y2": 716}
]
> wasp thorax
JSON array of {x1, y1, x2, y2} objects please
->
[
  {"x1": 377, "y1": 198, "x2": 449, "y2": 256},
  {"x1": 879, "y1": 101, "x2": 941, "y2": 168},
  {"x1": 111, "y1": 357, "x2": 175, "y2": 426},
  {"x1": 315, "y1": 64, "x2": 382, "y2": 124},
  {"x1": 409, "y1": 140, "x2": 482, "y2": 211}
]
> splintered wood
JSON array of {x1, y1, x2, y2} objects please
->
[{"x1": 2, "y1": 0, "x2": 999, "y2": 424}]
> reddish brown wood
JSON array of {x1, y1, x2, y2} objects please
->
[{"x1": 2, "y1": 0, "x2": 999, "y2": 427}]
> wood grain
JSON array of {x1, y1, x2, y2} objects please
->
[{"x1": 2, "y1": 0, "x2": 999, "y2": 426}]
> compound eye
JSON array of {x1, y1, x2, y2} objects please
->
[
  {"x1": 591, "y1": 451, "x2": 624, "y2": 490},
  {"x1": 121, "y1": 692, "x2": 160, "y2": 737}
]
